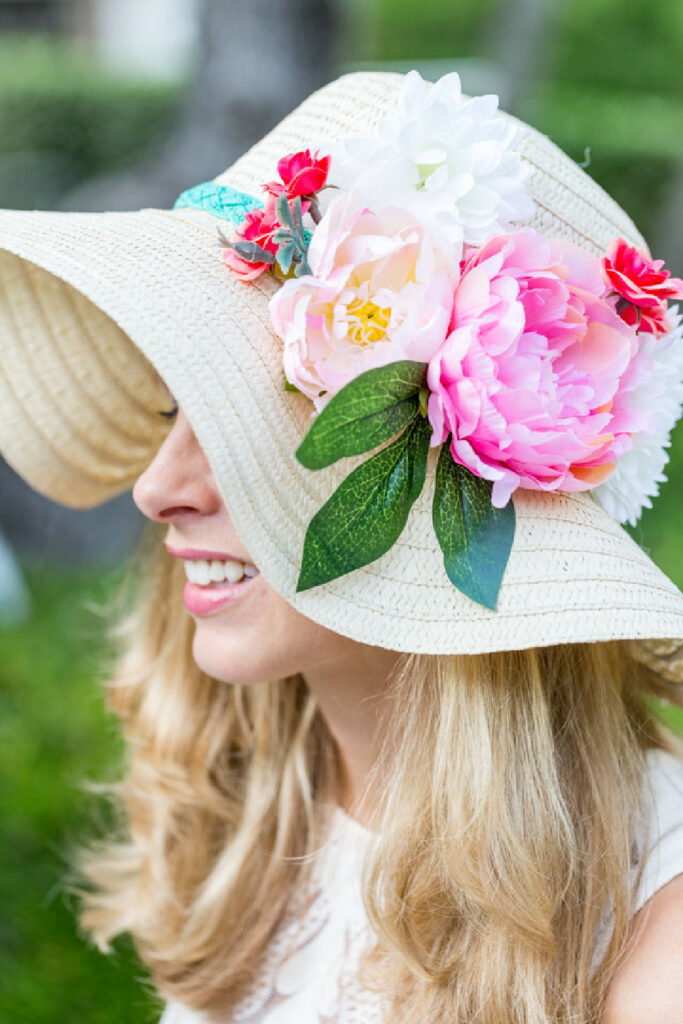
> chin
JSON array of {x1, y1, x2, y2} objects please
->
[{"x1": 190, "y1": 622, "x2": 276, "y2": 686}]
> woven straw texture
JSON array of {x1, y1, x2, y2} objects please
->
[{"x1": 0, "y1": 71, "x2": 681, "y2": 665}]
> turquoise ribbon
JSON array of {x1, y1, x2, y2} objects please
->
[{"x1": 173, "y1": 181, "x2": 263, "y2": 226}]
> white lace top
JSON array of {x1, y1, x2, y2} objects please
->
[{"x1": 160, "y1": 748, "x2": 683, "y2": 1024}]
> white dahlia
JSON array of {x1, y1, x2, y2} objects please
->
[
  {"x1": 322, "y1": 70, "x2": 535, "y2": 254},
  {"x1": 594, "y1": 306, "x2": 683, "y2": 526}
]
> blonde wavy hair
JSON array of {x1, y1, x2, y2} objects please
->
[{"x1": 78, "y1": 521, "x2": 681, "y2": 1024}]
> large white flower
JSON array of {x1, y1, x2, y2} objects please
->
[
  {"x1": 594, "y1": 306, "x2": 683, "y2": 526},
  {"x1": 321, "y1": 70, "x2": 535, "y2": 254}
]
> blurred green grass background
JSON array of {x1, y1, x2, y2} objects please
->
[
  {"x1": 0, "y1": 567, "x2": 161, "y2": 1021},
  {"x1": 1, "y1": 0, "x2": 682, "y2": 1020}
]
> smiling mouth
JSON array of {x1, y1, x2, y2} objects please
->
[
  {"x1": 181, "y1": 558, "x2": 261, "y2": 617},
  {"x1": 182, "y1": 557, "x2": 260, "y2": 587}
]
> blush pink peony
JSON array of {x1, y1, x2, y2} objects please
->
[
  {"x1": 427, "y1": 229, "x2": 642, "y2": 507},
  {"x1": 269, "y1": 191, "x2": 458, "y2": 408}
]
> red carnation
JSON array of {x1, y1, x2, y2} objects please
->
[
  {"x1": 602, "y1": 238, "x2": 683, "y2": 336},
  {"x1": 264, "y1": 149, "x2": 330, "y2": 201},
  {"x1": 222, "y1": 203, "x2": 280, "y2": 282}
]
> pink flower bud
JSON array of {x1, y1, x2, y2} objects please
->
[
  {"x1": 602, "y1": 238, "x2": 683, "y2": 336},
  {"x1": 264, "y1": 149, "x2": 331, "y2": 200}
]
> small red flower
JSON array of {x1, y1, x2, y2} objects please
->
[
  {"x1": 264, "y1": 149, "x2": 331, "y2": 200},
  {"x1": 222, "y1": 203, "x2": 280, "y2": 281},
  {"x1": 602, "y1": 238, "x2": 683, "y2": 336}
]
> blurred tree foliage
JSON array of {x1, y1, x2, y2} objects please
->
[
  {"x1": 369, "y1": 0, "x2": 498, "y2": 59},
  {"x1": 372, "y1": 0, "x2": 683, "y2": 93},
  {"x1": 0, "y1": 35, "x2": 180, "y2": 207},
  {"x1": 549, "y1": 0, "x2": 683, "y2": 96}
]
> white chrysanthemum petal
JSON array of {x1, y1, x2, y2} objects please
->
[
  {"x1": 321, "y1": 70, "x2": 534, "y2": 251},
  {"x1": 594, "y1": 306, "x2": 683, "y2": 525}
]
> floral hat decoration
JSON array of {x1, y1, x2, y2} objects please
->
[
  {"x1": 1, "y1": 69, "x2": 682, "y2": 673},
  {"x1": 175, "y1": 70, "x2": 683, "y2": 612}
]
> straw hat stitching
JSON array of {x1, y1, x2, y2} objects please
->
[
  {"x1": 25, "y1": 260, "x2": 159, "y2": 451},
  {"x1": 0, "y1": 259, "x2": 147, "y2": 474}
]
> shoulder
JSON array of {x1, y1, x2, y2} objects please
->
[
  {"x1": 632, "y1": 748, "x2": 683, "y2": 913},
  {"x1": 602, "y1": 748, "x2": 683, "y2": 1024},
  {"x1": 602, "y1": 871, "x2": 683, "y2": 1023}
]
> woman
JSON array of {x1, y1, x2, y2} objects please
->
[{"x1": 1, "y1": 70, "x2": 683, "y2": 1024}]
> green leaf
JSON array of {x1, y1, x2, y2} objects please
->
[
  {"x1": 432, "y1": 441, "x2": 515, "y2": 610},
  {"x1": 275, "y1": 191, "x2": 293, "y2": 230},
  {"x1": 274, "y1": 194, "x2": 311, "y2": 274},
  {"x1": 291, "y1": 195, "x2": 305, "y2": 236},
  {"x1": 293, "y1": 252, "x2": 311, "y2": 277},
  {"x1": 297, "y1": 415, "x2": 431, "y2": 591},
  {"x1": 296, "y1": 360, "x2": 428, "y2": 470},
  {"x1": 275, "y1": 237, "x2": 296, "y2": 275}
]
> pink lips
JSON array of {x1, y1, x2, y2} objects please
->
[
  {"x1": 166, "y1": 545, "x2": 248, "y2": 561},
  {"x1": 182, "y1": 577, "x2": 258, "y2": 616},
  {"x1": 165, "y1": 545, "x2": 260, "y2": 617}
]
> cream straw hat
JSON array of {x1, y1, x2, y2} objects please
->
[{"x1": 0, "y1": 70, "x2": 681, "y2": 689}]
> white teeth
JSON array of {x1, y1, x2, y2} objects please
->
[
  {"x1": 195, "y1": 559, "x2": 212, "y2": 585},
  {"x1": 209, "y1": 560, "x2": 226, "y2": 582},
  {"x1": 183, "y1": 558, "x2": 259, "y2": 586},
  {"x1": 223, "y1": 560, "x2": 245, "y2": 584}
]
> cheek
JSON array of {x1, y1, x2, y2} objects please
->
[{"x1": 188, "y1": 577, "x2": 352, "y2": 685}]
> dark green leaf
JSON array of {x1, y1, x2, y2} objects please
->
[
  {"x1": 296, "y1": 360, "x2": 428, "y2": 470},
  {"x1": 432, "y1": 441, "x2": 515, "y2": 610},
  {"x1": 297, "y1": 415, "x2": 431, "y2": 591}
]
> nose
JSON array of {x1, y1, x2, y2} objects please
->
[{"x1": 132, "y1": 408, "x2": 222, "y2": 523}]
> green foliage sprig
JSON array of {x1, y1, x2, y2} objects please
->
[
  {"x1": 295, "y1": 359, "x2": 516, "y2": 608},
  {"x1": 273, "y1": 194, "x2": 311, "y2": 277}
]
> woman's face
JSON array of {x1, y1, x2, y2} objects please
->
[{"x1": 132, "y1": 404, "x2": 367, "y2": 686}]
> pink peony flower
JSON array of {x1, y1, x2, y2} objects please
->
[
  {"x1": 222, "y1": 203, "x2": 280, "y2": 281},
  {"x1": 264, "y1": 148, "x2": 331, "y2": 200},
  {"x1": 269, "y1": 191, "x2": 458, "y2": 408},
  {"x1": 602, "y1": 237, "x2": 683, "y2": 336},
  {"x1": 427, "y1": 229, "x2": 641, "y2": 507}
]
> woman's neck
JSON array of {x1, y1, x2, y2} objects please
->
[{"x1": 302, "y1": 646, "x2": 401, "y2": 830}]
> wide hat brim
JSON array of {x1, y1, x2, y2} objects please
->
[{"x1": 0, "y1": 71, "x2": 681, "y2": 687}]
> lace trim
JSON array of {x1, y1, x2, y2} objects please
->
[{"x1": 229, "y1": 806, "x2": 383, "y2": 1023}]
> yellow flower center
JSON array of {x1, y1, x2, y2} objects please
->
[{"x1": 347, "y1": 297, "x2": 391, "y2": 346}]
